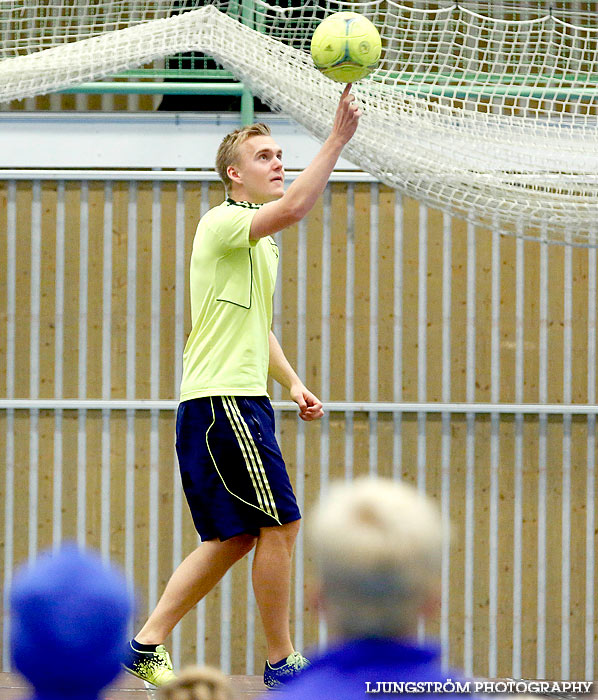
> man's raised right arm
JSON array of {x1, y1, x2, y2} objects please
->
[{"x1": 249, "y1": 84, "x2": 361, "y2": 240}]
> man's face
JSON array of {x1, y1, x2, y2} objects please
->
[{"x1": 230, "y1": 135, "x2": 285, "y2": 203}]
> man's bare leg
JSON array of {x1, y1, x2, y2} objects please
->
[
  {"x1": 252, "y1": 519, "x2": 301, "y2": 664},
  {"x1": 136, "y1": 533, "x2": 256, "y2": 644}
]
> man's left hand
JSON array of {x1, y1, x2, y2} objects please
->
[{"x1": 290, "y1": 384, "x2": 324, "y2": 422}]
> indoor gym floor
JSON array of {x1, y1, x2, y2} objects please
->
[
  {"x1": 1, "y1": 672, "x2": 594, "y2": 700},
  {"x1": 0, "y1": 673, "x2": 266, "y2": 700}
]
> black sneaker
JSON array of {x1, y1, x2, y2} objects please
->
[{"x1": 264, "y1": 651, "x2": 310, "y2": 690}]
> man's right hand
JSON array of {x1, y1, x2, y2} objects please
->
[
  {"x1": 330, "y1": 83, "x2": 362, "y2": 145},
  {"x1": 249, "y1": 84, "x2": 362, "y2": 240}
]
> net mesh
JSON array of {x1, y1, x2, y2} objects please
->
[{"x1": 1, "y1": 1, "x2": 597, "y2": 244}]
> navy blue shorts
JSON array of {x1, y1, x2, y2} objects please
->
[{"x1": 175, "y1": 396, "x2": 301, "y2": 542}]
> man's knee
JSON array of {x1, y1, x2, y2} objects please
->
[
  {"x1": 281, "y1": 519, "x2": 301, "y2": 538},
  {"x1": 227, "y1": 533, "x2": 257, "y2": 559},
  {"x1": 260, "y1": 519, "x2": 301, "y2": 548}
]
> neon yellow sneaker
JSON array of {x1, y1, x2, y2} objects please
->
[{"x1": 122, "y1": 641, "x2": 176, "y2": 687}]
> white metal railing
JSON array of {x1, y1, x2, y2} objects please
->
[
  {"x1": 0, "y1": 169, "x2": 378, "y2": 182},
  {"x1": 1, "y1": 399, "x2": 598, "y2": 414}
]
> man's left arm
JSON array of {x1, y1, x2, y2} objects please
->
[{"x1": 268, "y1": 331, "x2": 324, "y2": 422}]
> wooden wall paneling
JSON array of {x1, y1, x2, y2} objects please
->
[{"x1": 2, "y1": 177, "x2": 598, "y2": 678}]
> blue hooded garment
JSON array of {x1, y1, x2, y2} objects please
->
[{"x1": 10, "y1": 544, "x2": 133, "y2": 700}]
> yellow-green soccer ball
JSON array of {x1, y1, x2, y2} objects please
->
[{"x1": 310, "y1": 11, "x2": 381, "y2": 83}]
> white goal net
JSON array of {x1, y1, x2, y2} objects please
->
[{"x1": 1, "y1": 1, "x2": 597, "y2": 245}]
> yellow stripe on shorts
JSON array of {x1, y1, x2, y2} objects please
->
[
  {"x1": 206, "y1": 397, "x2": 281, "y2": 525},
  {"x1": 222, "y1": 396, "x2": 279, "y2": 522}
]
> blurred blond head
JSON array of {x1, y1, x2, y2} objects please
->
[
  {"x1": 307, "y1": 477, "x2": 447, "y2": 639},
  {"x1": 159, "y1": 666, "x2": 234, "y2": 700}
]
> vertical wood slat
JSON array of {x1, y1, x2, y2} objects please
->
[
  {"x1": 28, "y1": 181, "x2": 41, "y2": 563},
  {"x1": 125, "y1": 181, "x2": 138, "y2": 601},
  {"x1": 537, "y1": 229, "x2": 549, "y2": 678},
  {"x1": 294, "y1": 218, "x2": 308, "y2": 655},
  {"x1": 53, "y1": 182, "x2": 66, "y2": 550},
  {"x1": 512, "y1": 228, "x2": 525, "y2": 679},
  {"x1": 77, "y1": 182, "x2": 89, "y2": 548},
  {"x1": 369, "y1": 183, "x2": 379, "y2": 477},
  {"x1": 488, "y1": 225, "x2": 501, "y2": 678},
  {"x1": 440, "y1": 211, "x2": 452, "y2": 670},
  {"x1": 148, "y1": 181, "x2": 161, "y2": 613},
  {"x1": 464, "y1": 221, "x2": 476, "y2": 677},
  {"x1": 417, "y1": 204, "x2": 428, "y2": 643},
  {"x1": 586, "y1": 242, "x2": 597, "y2": 680},
  {"x1": 2, "y1": 181, "x2": 17, "y2": 670},
  {"x1": 344, "y1": 183, "x2": 355, "y2": 483},
  {"x1": 393, "y1": 196, "x2": 404, "y2": 483},
  {"x1": 562, "y1": 232, "x2": 573, "y2": 679},
  {"x1": 318, "y1": 186, "x2": 332, "y2": 648},
  {"x1": 101, "y1": 181, "x2": 113, "y2": 563},
  {"x1": 171, "y1": 178, "x2": 186, "y2": 669}
]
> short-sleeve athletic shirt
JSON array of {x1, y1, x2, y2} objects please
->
[{"x1": 179, "y1": 198, "x2": 279, "y2": 401}]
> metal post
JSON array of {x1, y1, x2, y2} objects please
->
[
  {"x1": 240, "y1": 0, "x2": 256, "y2": 125},
  {"x1": 241, "y1": 88, "x2": 255, "y2": 126}
]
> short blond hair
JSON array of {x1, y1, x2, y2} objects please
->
[
  {"x1": 308, "y1": 477, "x2": 446, "y2": 638},
  {"x1": 216, "y1": 123, "x2": 271, "y2": 192},
  {"x1": 159, "y1": 666, "x2": 233, "y2": 700}
]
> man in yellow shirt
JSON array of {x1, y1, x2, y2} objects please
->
[{"x1": 123, "y1": 84, "x2": 361, "y2": 689}]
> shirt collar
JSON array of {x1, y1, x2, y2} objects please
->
[{"x1": 225, "y1": 197, "x2": 262, "y2": 209}]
